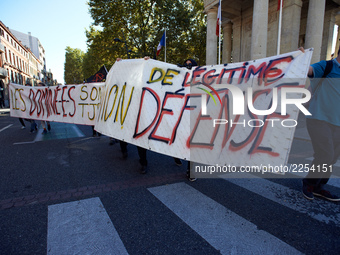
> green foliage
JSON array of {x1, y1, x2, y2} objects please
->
[
  {"x1": 83, "y1": 0, "x2": 206, "y2": 74},
  {"x1": 64, "y1": 47, "x2": 85, "y2": 84}
]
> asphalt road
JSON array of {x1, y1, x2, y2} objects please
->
[{"x1": 0, "y1": 110, "x2": 339, "y2": 255}]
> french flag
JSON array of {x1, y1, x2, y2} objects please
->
[
  {"x1": 216, "y1": 0, "x2": 221, "y2": 36},
  {"x1": 277, "y1": 0, "x2": 284, "y2": 10},
  {"x1": 157, "y1": 31, "x2": 166, "y2": 56}
]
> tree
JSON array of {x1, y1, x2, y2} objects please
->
[
  {"x1": 85, "y1": 0, "x2": 206, "y2": 70},
  {"x1": 64, "y1": 47, "x2": 85, "y2": 84}
]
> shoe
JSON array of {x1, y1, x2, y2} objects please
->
[
  {"x1": 21, "y1": 126, "x2": 26, "y2": 130},
  {"x1": 302, "y1": 184, "x2": 314, "y2": 200},
  {"x1": 140, "y1": 165, "x2": 147, "y2": 174},
  {"x1": 42, "y1": 129, "x2": 47, "y2": 134},
  {"x1": 188, "y1": 176, "x2": 197, "y2": 182},
  {"x1": 47, "y1": 124, "x2": 51, "y2": 131},
  {"x1": 174, "y1": 158, "x2": 182, "y2": 166},
  {"x1": 186, "y1": 170, "x2": 196, "y2": 182},
  {"x1": 313, "y1": 189, "x2": 340, "y2": 202}
]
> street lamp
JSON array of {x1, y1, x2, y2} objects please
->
[{"x1": 114, "y1": 37, "x2": 130, "y2": 59}]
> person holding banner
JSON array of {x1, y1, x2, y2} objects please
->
[
  {"x1": 174, "y1": 58, "x2": 199, "y2": 182},
  {"x1": 37, "y1": 82, "x2": 52, "y2": 134},
  {"x1": 116, "y1": 57, "x2": 149, "y2": 174},
  {"x1": 23, "y1": 82, "x2": 38, "y2": 133},
  {"x1": 299, "y1": 47, "x2": 340, "y2": 202}
]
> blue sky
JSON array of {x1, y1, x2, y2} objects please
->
[{"x1": 1, "y1": 0, "x2": 94, "y2": 84}]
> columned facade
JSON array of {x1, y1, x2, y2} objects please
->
[
  {"x1": 232, "y1": 17, "x2": 242, "y2": 62},
  {"x1": 222, "y1": 21, "x2": 232, "y2": 63},
  {"x1": 250, "y1": 0, "x2": 268, "y2": 59},
  {"x1": 206, "y1": 8, "x2": 218, "y2": 65},
  {"x1": 280, "y1": 0, "x2": 303, "y2": 53},
  {"x1": 305, "y1": 0, "x2": 326, "y2": 64},
  {"x1": 204, "y1": 0, "x2": 340, "y2": 65}
]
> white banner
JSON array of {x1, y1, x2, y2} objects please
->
[
  {"x1": 10, "y1": 50, "x2": 313, "y2": 166},
  {"x1": 9, "y1": 82, "x2": 105, "y2": 126}
]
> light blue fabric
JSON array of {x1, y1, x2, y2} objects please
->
[{"x1": 307, "y1": 59, "x2": 340, "y2": 126}]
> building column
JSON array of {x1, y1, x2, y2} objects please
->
[
  {"x1": 250, "y1": 0, "x2": 268, "y2": 60},
  {"x1": 222, "y1": 21, "x2": 232, "y2": 64},
  {"x1": 232, "y1": 17, "x2": 242, "y2": 63},
  {"x1": 335, "y1": 24, "x2": 340, "y2": 57},
  {"x1": 280, "y1": 0, "x2": 303, "y2": 54},
  {"x1": 321, "y1": 10, "x2": 336, "y2": 60},
  {"x1": 206, "y1": 8, "x2": 218, "y2": 65},
  {"x1": 305, "y1": 0, "x2": 326, "y2": 64}
]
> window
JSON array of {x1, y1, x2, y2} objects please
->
[{"x1": 4, "y1": 46, "x2": 7, "y2": 61}]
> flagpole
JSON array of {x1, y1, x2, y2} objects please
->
[
  {"x1": 218, "y1": 19, "x2": 221, "y2": 64},
  {"x1": 277, "y1": 0, "x2": 283, "y2": 55},
  {"x1": 165, "y1": 29, "x2": 167, "y2": 63},
  {"x1": 218, "y1": 0, "x2": 221, "y2": 65}
]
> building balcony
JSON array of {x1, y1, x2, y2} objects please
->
[{"x1": 0, "y1": 67, "x2": 8, "y2": 79}]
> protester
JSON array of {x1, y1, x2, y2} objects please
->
[
  {"x1": 19, "y1": 118, "x2": 26, "y2": 129},
  {"x1": 299, "y1": 47, "x2": 340, "y2": 202},
  {"x1": 174, "y1": 58, "x2": 199, "y2": 182},
  {"x1": 37, "y1": 82, "x2": 51, "y2": 134},
  {"x1": 23, "y1": 82, "x2": 38, "y2": 133},
  {"x1": 116, "y1": 57, "x2": 149, "y2": 174}
]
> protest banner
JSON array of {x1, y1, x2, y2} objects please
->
[
  {"x1": 9, "y1": 82, "x2": 105, "y2": 126},
  {"x1": 10, "y1": 49, "x2": 313, "y2": 167}
]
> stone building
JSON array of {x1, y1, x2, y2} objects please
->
[
  {"x1": 10, "y1": 29, "x2": 47, "y2": 84},
  {"x1": 0, "y1": 21, "x2": 31, "y2": 106},
  {"x1": 204, "y1": 0, "x2": 340, "y2": 65},
  {"x1": 0, "y1": 20, "x2": 58, "y2": 107}
]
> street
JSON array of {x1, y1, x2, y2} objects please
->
[{"x1": 0, "y1": 109, "x2": 339, "y2": 255}]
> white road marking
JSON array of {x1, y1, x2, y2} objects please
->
[
  {"x1": 306, "y1": 157, "x2": 340, "y2": 168},
  {"x1": 47, "y1": 197, "x2": 128, "y2": 255},
  {"x1": 149, "y1": 182, "x2": 302, "y2": 255},
  {"x1": 220, "y1": 173, "x2": 340, "y2": 227},
  {"x1": 0, "y1": 124, "x2": 13, "y2": 133}
]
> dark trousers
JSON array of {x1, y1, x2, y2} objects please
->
[
  {"x1": 19, "y1": 118, "x2": 25, "y2": 127},
  {"x1": 303, "y1": 118, "x2": 340, "y2": 189},
  {"x1": 119, "y1": 141, "x2": 147, "y2": 166}
]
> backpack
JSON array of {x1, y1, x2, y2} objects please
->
[{"x1": 304, "y1": 60, "x2": 333, "y2": 109}]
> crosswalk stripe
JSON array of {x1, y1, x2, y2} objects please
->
[
  {"x1": 220, "y1": 173, "x2": 340, "y2": 227},
  {"x1": 0, "y1": 124, "x2": 13, "y2": 133},
  {"x1": 47, "y1": 197, "x2": 128, "y2": 255},
  {"x1": 148, "y1": 182, "x2": 302, "y2": 255},
  {"x1": 306, "y1": 157, "x2": 340, "y2": 168},
  {"x1": 285, "y1": 165, "x2": 340, "y2": 188}
]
